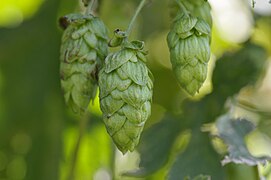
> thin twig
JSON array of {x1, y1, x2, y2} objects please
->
[
  {"x1": 110, "y1": 143, "x2": 116, "y2": 179},
  {"x1": 126, "y1": 0, "x2": 147, "y2": 37},
  {"x1": 67, "y1": 112, "x2": 89, "y2": 180},
  {"x1": 252, "y1": 0, "x2": 256, "y2": 8},
  {"x1": 85, "y1": 0, "x2": 97, "y2": 15}
]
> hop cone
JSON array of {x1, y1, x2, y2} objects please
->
[
  {"x1": 181, "y1": 0, "x2": 212, "y2": 26},
  {"x1": 99, "y1": 41, "x2": 153, "y2": 154},
  {"x1": 167, "y1": 11, "x2": 211, "y2": 95},
  {"x1": 59, "y1": 13, "x2": 108, "y2": 114}
]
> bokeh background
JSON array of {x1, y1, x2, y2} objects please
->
[{"x1": 0, "y1": 0, "x2": 271, "y2": 179}]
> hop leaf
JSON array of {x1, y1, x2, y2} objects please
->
[
  {"x1": 167, "y1": 12, "x2": 211, "y2": 95},
  {"x1": 99, "y1": 40, "x2": 153, "y2": 154},
  {"x1": 215, "y1": 114, "x2": 271, "y2": 165},
  {"x1": 59, "y1": 13, "x2": 108, "y2": 114}
]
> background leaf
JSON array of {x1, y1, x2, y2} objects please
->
[
  {"x1": 216, "y1": 114, "x2": 271, "y2": 165},
  {"x1": 124, "y1": 114, "x2": 181, "y2": 177},
  {"x1": 168, "y1": 132, "x2": 225, "y2": 180}
]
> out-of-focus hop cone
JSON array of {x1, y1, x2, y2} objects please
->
[{"x1": 59, "y1": 13, "x2": 108, "y2": 114}]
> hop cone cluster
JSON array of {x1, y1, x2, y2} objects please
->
[
  {"x1": 59, "y1": 13, "x2": 108, "y2": 114},
  {"x1": 99, "y1": 41, "x2": 153, "y2": 154},
  {"x1": 167, "y1": 10, "x2": 211, "y2": 95}
]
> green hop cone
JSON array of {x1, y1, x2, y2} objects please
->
[
  {"x1": 59, "y1": 13, "x2": 108, "y2": 114},
  {"x1": 167, "y1": 11, "x2": 211, "y2": 95},
  {"x1": 99, "y1": 40, "x2": 153, "y2": 154},
  {"x1": 181, "y1": 0, "x2": 212, "y2": 26},
  {"x1": 170, "y1": 0, "x2": 212, "y2": 26}
]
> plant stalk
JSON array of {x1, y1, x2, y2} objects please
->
[
  {"x1": 252, "y1": 0, "x2": 256, "y2": 8},
  {"x1": 85, "y1": 0, "x2": 96, "y2": 14},
  {"x1": 67, "y1": 112, "x2": 89, "y2": 180},
  {"x1": 126, "y1": 0, "x2": 147, "y2": 37}
]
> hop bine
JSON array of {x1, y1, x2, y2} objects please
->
[
  {"x1": 99, "y1": 38, "x2": 153, "y2": 154},
  {"x1": 167, "y1": 1, "x2": 212, "y2": 95},
  {"x1": 59, "y1": 13, "x2": 108, "y2": 114}
]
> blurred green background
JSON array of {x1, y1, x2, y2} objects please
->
[{"x1": 0, "y1": 0, "x2": 271, "y2": 180}]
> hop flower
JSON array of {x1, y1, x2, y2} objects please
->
[
  {"x1": 99, "y1": 40, "x2": 153, "y2": 154},
  {"x1": 174, "y1": 0, "x2": 212, "y2": 26},
  {"x1": 167, "y1": 12, "x2": 211, "y2": 95},
  {"x1": 59, "y1": 13, "x2": 108, "y2": 114}
]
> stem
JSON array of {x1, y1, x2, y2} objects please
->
[
  {"x1": 175, "y1": 0, "x2": 189, "y2": 15},
  {"x1": 126, "y1": 0, "x2": 147, "y2": 37},
  {"x1": 85, "y1": 0, "x2": 96, "y2": 15},
  {"x1": 252, "y1": 0, "x2": 255, "y2": 8},
  {"x1": 110, "y1": 143, "x2": 116, "y2": 179},
  {"x1": 67, "y1": 113, "x2": 89, "y2": 180},
  {"x1": 256, "y1": 165, "x2": 261, "y2": 180}
]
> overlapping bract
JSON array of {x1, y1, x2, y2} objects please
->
[
  {"x1": 167, "y1": 11, "x2": 211, "y2": 95},
  {"x1": 99, "y1": 41, "x2": 153, "y2": 154},
  {"x1": 60, "y1": 13, "x2": 108, "y2": 114},
  {"x1": 181, "y1": 0, "x2": 212, "y2": 26}
]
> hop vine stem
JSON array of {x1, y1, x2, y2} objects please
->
[
  {"x1": 67, "y1": 112, "x2": 89, "y2": 180},
  {"x1": 126, "y1": 0, "x2": 147, "y2": 37},
  {"x1": 85, "y1": 0, "x2": 96, "y2": 14},
  {"x1": 252, "y1": 0, "x2": 255, "y2": 8},
  {"x1": 66, "y1": 1, "x2": 95, "y2": 179}
]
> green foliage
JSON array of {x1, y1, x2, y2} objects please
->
[
  {"x1": 60, "y1": 116, "x2": 112, "y2": 179},
  {"x1": 126, "y1": 42, "x2": 268, "y2": 179},
  {"x1": 212, "y1": 43, "x2": 267, "y2": 96},
  {"x1": 124, "y1": 114, "x2": 181, "y2": 177},
  {"x1": 184, "y1": 174, "x2": 211, "y2": 180},
  {"x1": 0, "y1": 1, "x2": 63, "y2": 179},
  {"x1": 215, "y1": 114, "x2": 271, "y2": 165},
  {"x1": 169, "y1": 133, "x2": 224, "y2": 180},
  {"x1": 0, "y1": 0, "x2": 271, "y2": 179}
]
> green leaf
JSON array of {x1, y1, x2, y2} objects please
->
[
  {"x1": 216, "y1": 114, "x2": 271, "y2": 165},
  {"x1": 212, "y1": 43, "x2": 267, "y2": 96},
  {"x1": 184, "y1": 174, "x2": 211, "y2": 180},
  {"x1": 258, "y1": 118, "x2": 271, "y2": 139},
  {"x1": 168, "y1": 132, "x2": 225, "y2": 180},
  {"x1": 225, "y1": 164, "x2": 259, "y2": 180},
  {"x1": 124, "y1": 114, "x2": 181, "y2": 177}
]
